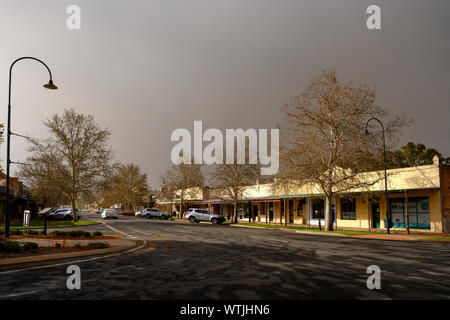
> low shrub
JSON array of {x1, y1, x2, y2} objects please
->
[
  {"x1": 74, "y1": 243, "x2": 83, "y2": 249},
  {"x1": 52, "y1": 230, "x2": 66, "y2": 237},
  {"x1": 10, "y1": 230, "x2": 23, "y2": 236},
  {"x1": 3, "y1": 241, "x2": 21, "y2": 253},
  {"x1": 26, "y1": 230, "x2": 39, "y2": 235},
  {"x1": 88, "y1": 242, "x2": 109, "y2": 249},
  {"x1": 92, "y1": 231, "x2": 103, "y2": 237},
  {"x1": 52, "y1": 230, "x2": 94, "y2": 238},
  {"x1": 69, "y1": 230, "x2": 91, "y2": 238},
  {"x1": 55, "y1": 243, "x2": 62, "y2": 249},
  {"x1": 23, "y1": 242, "x2": 38, "y2": 252}
]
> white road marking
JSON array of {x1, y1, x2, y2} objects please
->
[
  {"x1": 0, "y1": 245, "x2": 144, "y2": 275},
  {"x1": 0, "y1": 290, "x2": 44, "y2": 298},
  {"x1": 102, "y1": 220, "x2": 138, "y2": 239}
]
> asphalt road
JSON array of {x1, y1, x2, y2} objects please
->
[{"x1": 1, "y1": 214, "x2": 449, "y2": 300}]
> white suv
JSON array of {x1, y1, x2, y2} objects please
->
[
  {"x1": 101, "y1": 208, "x2": 118, "y2": 219},
  {"x1": 185, "y1": 208, "x2": 225, "y2": 225}
]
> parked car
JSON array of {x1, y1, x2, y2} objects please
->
[
  {"x1": 94, "y1": 209, "x2": 102, "y2": 214},
  {"x1": 101, "y1": 208, "x2": 118, "y2": 219},
  {"x1": 121, "y1": 210, "x2": 135, "y2": 216},
  {"x1": 185, "y1": 208, "x2": 225, "y2": 225},
  {"x1": 47, "y1": 208, "x2": 81, "y2": 221},
  {"x1": 140, "y1": 208, "x2": 169, "y2": 219},
  {"x1": 135, "y1": 210, "x2": 145, "y2": 218}
]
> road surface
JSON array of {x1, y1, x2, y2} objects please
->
[{"x1": 1, "y1": 214, "x2": 449, "y2": 299}]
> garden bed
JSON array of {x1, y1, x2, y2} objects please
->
[
  {"x1": 0, "y1": 240, "x2": 111, "y2": 260},
  {"x1": 6, "y1": 229, "x2": 116, "y2": 240}
]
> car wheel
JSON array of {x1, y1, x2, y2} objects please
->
[
  {"x1": 189, "y1": 216, "x2": 196, "y2": 223},
  {"x1": 146, "y1": 214, "x2": 150, "y2": 219},
  {"x1": 65, "y1": 216, "x2": 71, "y2": 221},
  {"x1": 212, "y1": 218, "x2": 218, "y2": 225}
]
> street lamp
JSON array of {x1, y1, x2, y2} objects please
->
[
  {"x1": 365, "y1": 117, "x2": 390, "y2": 234},
  {"x1": 4, "y1": 57, "x2": 58, "y2": 238}
]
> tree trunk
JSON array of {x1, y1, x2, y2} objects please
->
[
  {"x1": 233, "y1": 200, "x2": 238, "y2": 224},
  {"x1": 71, "y1": 198, "x2": 78, "y2": 222},
  {"x1": 325, "y1": 195, "x2": 333, "y2": 231},
  {"x1": 179, "y1": 201, "x2": 183, "y2": 219}
]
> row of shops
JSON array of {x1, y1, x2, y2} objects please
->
[{"x1": 157, "y1": 157, "x2": 450, "y2": 233}]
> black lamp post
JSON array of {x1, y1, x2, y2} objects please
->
[
  {"x1": 4, "y1": 57, "x2": 57, "y2": 238},
  {"x1": 365, "y1": 117, "x2": 390, "y2": 234}
]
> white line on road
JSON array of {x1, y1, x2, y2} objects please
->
[
  {"x1": 102, "y1": 220, "x2": 138, "y2": 239},
  {"x1": 0, "y1": 290, "x2": 44, "y2": 298},
  {"x1": 0, "y1": 245, "x2": 144, "y2": 275}
]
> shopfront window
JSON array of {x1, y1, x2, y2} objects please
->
[
  {"x1": 269, "y1": 202, "x2": 274, "y2": 221},
  {"x1": 297, "y1": 199, "x2": 304, "y2": 216},
  {"x1": 390, "y1": 197, "x2": 430, "y2": 229},
  {"x1": 312, "y1": 200, "x2": 324, "y2": 219},
  {"x1": 341, "y1": 198, "x2": 356, "y2": 220}
]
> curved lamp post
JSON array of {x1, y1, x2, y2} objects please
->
[
  {"x1": 4, "y1": 57, "x2": 58, "y2": 238},
  {"x1": 365, "y1": 117, "x2": 390, "y2": 234}
]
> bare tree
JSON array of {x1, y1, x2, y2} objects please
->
[
  {"x1": 18, "y1": 161, "x2": 65, "y2": 207},
  {"x1": 160, "y1": 163, "x2": 203, "y2": 219},
  {"x1": 107, "y1": 163, "x2": 149, "y2": 209},
  {"x1": 209, "y1": 162, "x2": 259, "y2": 223},
  {"x1": 19, "y1": 108, "x2": 113, "y2": 221},
  {"x1": 279, "y1": 70, "x2": 408, "y2": 231}
]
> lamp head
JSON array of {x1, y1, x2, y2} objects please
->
[{"x1": 43, "y1": 79, "x2": 58, "y2": 90}]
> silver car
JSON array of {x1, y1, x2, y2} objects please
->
[
  {"x1": 101, "y1": 208, "x2": 118, "y2": 219},
  {"x1": 48, "y1": 208, "x2": 80, "y2": 221},
  {"x1": 185, "y1": 208, "x2": 225, "y2": 225},
  {"x1": 140, "y1": 208, "x2": 169, "y2": 219}
]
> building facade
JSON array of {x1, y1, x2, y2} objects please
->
[{"x1": 156, "y1": 157, "x2": 450, "y2": 233}]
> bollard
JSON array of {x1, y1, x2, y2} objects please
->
[
  {"x1": 318, "y1": 219, "x2": 322, "y2": 231},
  {"x1": 44, "y1": 214, "x2": 47, "y2": 236}
]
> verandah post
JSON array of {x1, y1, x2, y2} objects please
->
[{"x1": 405, "y1": 190, "x2": 410, "y2": 234}]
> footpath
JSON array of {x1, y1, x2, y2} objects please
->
[{"x1": 229, "y1": 223, "x2": 449, "y2": 242}]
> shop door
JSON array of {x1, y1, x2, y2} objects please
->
[
  {"x1": 372, "y1": 203, "x2": 380, "y2": 228},
  {"x1": 289, "y1": 200, "x2": 294, "y2": 223}
]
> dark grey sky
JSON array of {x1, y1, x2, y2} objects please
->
[{"x1": 1, "y1": 0, "x2": 449, "y2": 187}]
